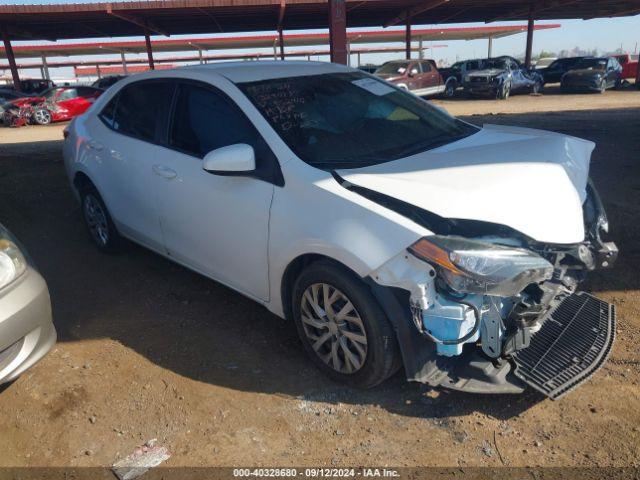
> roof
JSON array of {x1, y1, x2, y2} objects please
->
[
  {"x1": 110, "y1": 60, "x2": 351, "y2": 84},
  {"x1": 0, "y1": 0, "x2": 636, "y2": 41},
  {"x1": 0, "y1": 25, "x2": 556, "y2": 59}
]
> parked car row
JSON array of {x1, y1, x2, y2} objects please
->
[{"x1": 372, "y1": 54, "x2": 632, "y2": 100}]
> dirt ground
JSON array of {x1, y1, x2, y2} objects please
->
[{"x1": 0, "y1": 86, "x2": 639, "y2": 470}]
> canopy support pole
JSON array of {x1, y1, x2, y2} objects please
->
[
  {"x1": 120, "y1": 51, "x2": 128, "y2": 75},
  {"x1": 405, "y1": 16, "x2": 412, "y2": 59},
  {"x1": 1, "y1": 28, "x2": 21, "y2": 91},
  {"x1": 41, "y1": 54, "x2": 50, "y2": 80},
  {"x1": 524, "y1": 6, "x2": 535, "y2": 68},
  {"x1": 278, "y1": 27, "x2": 285, "y2": 60},
  {"x1": 328, "y1": 0, "x2": 348, "y2": 65},
  {"x1": 144, "y1": 30, "x2": 155, "y2": 70},
  {"x1": 488, "y1": 36, "x2": 493, "y2": 58}
]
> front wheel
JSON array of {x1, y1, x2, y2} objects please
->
[
  {"x1": 32, "y1": 108, "x2": 52, "y2": 125},
  {"x1": 497, "y1": 82, "x2": 511, "y2": 100},
  {"x1": 292, "y1": 260, "x2": 400, "y2": 388},
  {"x1": 444, "y1": 79, "x2": 457, "y2": 98},
  {"x1": 599, "y1": 79, "x2": 607, "y2": 94}
]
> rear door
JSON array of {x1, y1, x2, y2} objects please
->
[
  {"x1": 84, "y1": 80, "x2": 174, "y2": 251},
  {"x1": 420, "y1": 61, "x2": 442, "y2": 93},
  {"x1": 151, "y1": 79, "x2": 275, "y2": 301}
]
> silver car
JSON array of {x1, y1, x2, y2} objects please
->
[{"x1": 0, "y1": 223, "x2": 56, "y2": 385}]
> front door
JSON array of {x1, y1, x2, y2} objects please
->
[{"x1": 152, "y1": 80, "x2": 274, "y2": 301}]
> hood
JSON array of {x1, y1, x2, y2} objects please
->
[
  {"x1": 467, "y1": 69, "x2": 504, "y2": 77},
  {"x1": 375, "y1": 73, "x2": 405, "y2": 82},
  {"x1": 11, "y1": 97, "x2": 43, "y2": 107},
  {"x1": 337, "y1": 124, "x2": 594, "y2": 244}
]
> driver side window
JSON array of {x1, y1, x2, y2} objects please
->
[{"x1": 169, "y1": 83, "x2": 259, "y2": 159}]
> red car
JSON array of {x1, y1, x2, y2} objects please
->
[
  {"x1": 374, "y1": 59, "x2": 446, "y2": 97},
  {"x1": 613, "y1": 53, "x2": 639, "y2": 80},
  {"x1": 6, "y1": 86, "x2": 102, "y2": 125}
]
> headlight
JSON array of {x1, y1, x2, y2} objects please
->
[
  {"x1": 0, "y1": 226, "x2": 27, "y2": 290},
  {"x1": 464, "y1": 75, "x2": 470, "y2": 82},
  {"x1": 409, "y1": 236, "x2": 554, "y2": 296}
]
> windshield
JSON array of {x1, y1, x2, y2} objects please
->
[
  {"x1": 484, "y1": 59, "x2": 508, "y2": 70},
  {"x1": 375, "y1": 61, "x2": 410, "y2": 75},
  {"x1": 40, "y1": 88, "x2": 60, "y2": 100},
  {"x1": 239, "y1": 72, "x2": 478, "y2": 169},
  {"x1": 573, "y1": 58, "x2": 607, "y2": 70}
]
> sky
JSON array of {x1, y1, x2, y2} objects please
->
[{"x1": 1, "y1": 0, "x2": 639, "y2": 81}]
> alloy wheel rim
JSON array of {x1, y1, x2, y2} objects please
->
[
  {"x1": 35, "y1": 110, "x2": 51, "y2": 124},
  {"x1": 300, "y1": 283, "x2": 368, "y2": 374},
  {"x1": 84, "y1": 195, "x2": 109, "y2": 246},
  {"x1": 446, "y1": 84, "x2": 455, "y2": 97}
]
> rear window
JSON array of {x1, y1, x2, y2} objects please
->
[{"x1": 239, "y1": 72, "x2": 478, "y2": 170}]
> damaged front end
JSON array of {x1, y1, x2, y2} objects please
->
[{"x1": 368, "y1": 180, "x2": 617, "y2": 399}]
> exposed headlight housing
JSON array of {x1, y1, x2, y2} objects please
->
[
  {"x1": 0, "y1": 226, "x2": 27, "y2": 290},
  {"x1": 409, "y1": 236, "x2": 554, "y2": 296}
]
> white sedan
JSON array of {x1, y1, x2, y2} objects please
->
[{"x1": 63, "y1": 61, "x2": 617, "y2": 398}]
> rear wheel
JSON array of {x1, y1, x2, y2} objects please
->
[
  {"x1": 531, "y1": 80, "x2": 543, "y2": 95},
  {"x1": 80, "y1": 185, "x2": 124, "y2": 253},
  {"x1": 292, "y1": 260, "x2": 400, "y2": 388}
]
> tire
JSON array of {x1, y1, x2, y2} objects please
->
[
  {"x1": 32, "y1": 108, "x2": 52, "y2": 125},
  {"x1": 497, "y1": 82, "x2": 511, "y2": 100},
  {"x1": 292, "y1": 260, "x2": 401, "y2": 389},
  {"x1": 531, "y1": 80, "x2": 543, "y2": 95},
  {"x1": 444, "y1": 79, "x2": 456, "y2": 98},
  {"x1": 79, "y1": 185, "x2": 125, "y2": 253},
  {"x1": 599, "y1": 79, "x2": 607, "y2": 94}
]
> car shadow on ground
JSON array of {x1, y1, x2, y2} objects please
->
[{"x1": 1, "y1": 108, "x2": 638, "y2": 423}]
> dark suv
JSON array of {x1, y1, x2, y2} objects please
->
[
  {"x1": 537, "y1": 57, "x2": 589, "y2": 84},
  {"x1": 463, "y1": 56, "x2": 544, "y2": 100}
]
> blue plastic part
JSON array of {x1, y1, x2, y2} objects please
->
[{"x1": 422, "y1": 294, "x2": 483, "y2": 356}]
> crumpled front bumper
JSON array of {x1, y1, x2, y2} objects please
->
[{"x1": 512, "y1": 292, "x2": 615, "y2": 399}]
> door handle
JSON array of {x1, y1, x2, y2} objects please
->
[
  {"x1": 87, "y1": 140, "x2": 103, "y2": 151},
  {"x1": 152, "y1": 164, "x2": 177, "y2": 180}
]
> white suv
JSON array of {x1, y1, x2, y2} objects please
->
[{"x1": 63, "y1": 61, "x2": 617, "y2": 399}]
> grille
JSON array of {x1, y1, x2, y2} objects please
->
[
  {"x1": 512, "y1": 292, "x2": 615, "y2": 400},
  {"x1": 470, "y1": 76, "x2": 489, "y2": 83}
]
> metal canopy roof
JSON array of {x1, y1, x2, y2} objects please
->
[
  {"x1": 0, "y1": 24, "x2": 558, "y2": 59},
  {"x1": 0, "y1": 0, "x2": 637, "y2": 41},
  {"x1": 0, "y1": 46, "x2": 444, "y2": 69}
]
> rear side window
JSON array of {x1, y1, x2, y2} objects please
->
[
  {"x1": 99, "y1": 95, "x2": 118, "y2": 129},
  {"x1": 420, "y1": 61, "x2": 432, "y2": 72},
  {"x1": 111, "y1": 81, "x2": 174, "y2": 143},
  {"x1": 77, "y1": 87, "x2": 99, "y2": 98},
  {"x1": 169, "y1": 83, "x2": 258, "y2": 158}
]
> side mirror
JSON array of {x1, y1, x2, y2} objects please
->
[
  {"x1": 409, "y1": 69, "x2": 419, "y2": 76},
  {"x1": 203, "y1": 143, "x2": 255, "y2": 175}
]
